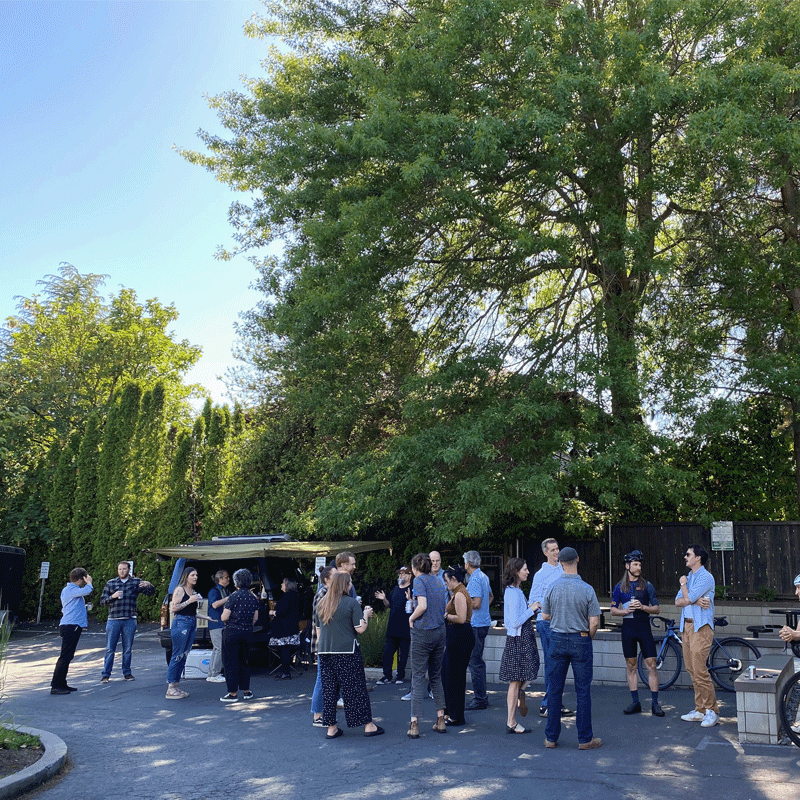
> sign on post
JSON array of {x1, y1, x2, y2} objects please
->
[
  {"x1": 315, "y1": 556, "x2": 326, "y2": 580},
  {"x1": 36, "y1": 561, "x2": 50, "y2": 624},
  {"x1": 711, "y1": 521, "x2": 734, "y2": 551},
  {"x1": 711, "y1": 521, "x2": 734, "y2": 591}
]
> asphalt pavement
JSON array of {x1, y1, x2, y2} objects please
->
[{"x1": 4, "y1": 622, "x2": 799, "y2": 800}]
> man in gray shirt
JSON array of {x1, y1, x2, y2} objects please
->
[{"x1": 541, "y1": 547, "x2": 602, "y2": 750}]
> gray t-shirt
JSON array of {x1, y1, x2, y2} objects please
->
[
  {"x1": 542, "y1": 574, "x2": 601, "y2": 634},
  {"x1": 314, "y1": 595, "x2": 363, "y2": 654}
]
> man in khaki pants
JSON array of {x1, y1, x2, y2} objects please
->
[{"x1": 675, "y1": 544, "x2": 719, "y2": 728}]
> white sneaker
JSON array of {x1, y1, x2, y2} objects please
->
[
  {"x1": 401, "y1": 691, "x2": 411, "y2": 700},
  {"x1": 790, "y1": 721, "x2": 800, "y2": 734},
  {"x1": 680, "y1": 710, "x2": 704, "y2": 722},
  {"x1": 206, "y1": 675, "x2": 226, "y2": 683},
  {"x1": 337, "y1": 698, "x2": 344, "y2": 709},
  {"x1": 700, "y1": 710, "x2": 719, "y2": 727}
]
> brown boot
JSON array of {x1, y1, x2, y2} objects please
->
[
  {"x1": 433, "y1": 716, "x2": 447, "y2": 733},
  {"x1": 407, "y1": 720, "x2": 420, "y2": 739}
]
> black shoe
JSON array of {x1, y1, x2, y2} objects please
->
[
  {"x1": 124, "y1": 674, "x2": 135, "y2": 681},
  {"x1": 445, "y1": 718, "x2": 465, "y2": 726},
  {"x1": 50, "y1": 687, "x2": 70, "y2": 695},
  {"x1": 560, "y1": 707, "x2": 574, "y2": 716},
  {"x1": 539, "y1": 706, "x2": 548, "y2": 717},
  {"x1": 66, "y1": 686, "x2": 78, "y2": 692},
  {"x1": 466, "y1": 700, "x2": 489, "y2": 711},
  {"x1": 364, "y1": 725, "x2": 385, "y2": 737},
  {"x1": 623, "y1": 701, "x2": 642, "y2": 715},
  {"x1": 651, "y1": 702, "x2": 665, "y2": 717}
]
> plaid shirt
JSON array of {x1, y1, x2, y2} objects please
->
[
  {"x1": 99, "y1": 577, "x2": 155, "y2": 619},
  {"x1": 311, "y1": 586, "x2": 328, "y2": 654}
]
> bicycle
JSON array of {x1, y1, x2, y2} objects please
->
[
  {"x1": 636, "y1": 615, "x2": 761, "y2": 692},
  {"x1": 778, "y1": 668, "x2": 800, "y2": 747}
]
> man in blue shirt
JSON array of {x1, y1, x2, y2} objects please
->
[
  {"x1": 464, "y1": 550, "x2": 493, "y2": 710},
  {"x1": 50, "y1": 568, "x2": 93, "y2": 695},
  {"x1": 676, "y1": 544, "x2": 719, "y2": 728},
  {"x1": 206, "y1": 570, "x2": 230, "y2": 682}
]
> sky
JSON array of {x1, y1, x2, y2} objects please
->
[{"x1": 1, "y1": 0, "x2": 275, "y2": 407}]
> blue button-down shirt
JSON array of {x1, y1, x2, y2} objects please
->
[
  {"x1": 676, "y1": 565, "x2": 715, "y2": 632},
  {"x1": 60, "y1": 582, "x2": 93, "y2": 627},
  {"x1": 528, "y1": 561, "x2": 564, "y2": 606}
]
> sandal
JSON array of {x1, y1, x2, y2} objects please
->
[
  {"x1": 518, "y1": 690, "x2": 528, "y2": 717},
  {"x1": 165, "y1": 689, "x2": 188, "y2": 699}
]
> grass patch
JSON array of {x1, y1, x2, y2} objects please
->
[{"x1": 0, "y1": 729, "x2": 40, "y2": 750}]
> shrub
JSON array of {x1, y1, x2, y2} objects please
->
[{"x1": 358, "y1": 610, "x2": 389, "y2": 667}]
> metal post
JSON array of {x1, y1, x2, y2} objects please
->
[{"x1": 36, "y1": 577, "x2": 46, "y2": 625}]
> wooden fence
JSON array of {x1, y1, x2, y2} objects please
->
[{"x1": 520, "y1": 522, "x2": 800, "y2": 600}]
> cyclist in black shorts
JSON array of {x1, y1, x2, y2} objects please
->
[{"x1": 610, "y1": 550, "x2": 664, "y2": 717}]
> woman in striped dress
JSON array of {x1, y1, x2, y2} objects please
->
[{"x1": 499, "y1": 557, "x2": 539, "y2": 733}]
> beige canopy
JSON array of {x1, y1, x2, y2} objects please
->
[{"x1": 145, "y1": 539, "x2": 392, "y2": 561}]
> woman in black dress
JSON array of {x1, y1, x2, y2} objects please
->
[{"x1": 442, "y1": 567, "x2": 474, "y2": 726}]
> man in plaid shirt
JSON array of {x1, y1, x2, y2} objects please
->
[{"x1": 99, "y1": 561, "x2": 155, "y2": 682}]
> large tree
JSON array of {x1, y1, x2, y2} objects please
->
[{"x1": 182, "y1": 0, "x2": 761, "y2": 535}]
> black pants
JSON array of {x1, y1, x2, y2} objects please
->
[
  {"x1": 52, "y1": 624, "x2": 82, "y2": 688},
  {"x1": 381, "y1": 634, "x2": 410, "y2": 681},
  {"x1": 222, "y1": 628, "x2": 253, "y2": 694},
  {"x1": 443, "y1": 622, "x2": 475, "y2": 723}
]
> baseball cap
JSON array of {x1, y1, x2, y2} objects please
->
[{"x1": 558, "y1": 547, "x2": 578, "y2": 562}]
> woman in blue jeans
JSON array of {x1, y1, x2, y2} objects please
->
[
  {"x1": 166, "y1": 567, "x2": 205, "y2": 699},
  {"x1": 311, "y1": 565, "x2": 336, "y2": 724}
]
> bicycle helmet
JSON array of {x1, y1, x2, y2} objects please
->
[{"x1": 624, "y1": 550, "x2": 644, "y2": 563}]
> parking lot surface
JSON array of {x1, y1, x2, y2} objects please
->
[{"x1": 5, "y1": 623, "x2": 799, "y2": 800}]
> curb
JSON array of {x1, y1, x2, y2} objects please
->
[{"x1": 0, "y1": 725, "x2": 67, "y2": 799}]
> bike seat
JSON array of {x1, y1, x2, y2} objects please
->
[{"x1": 714, "y1": 616, "x2": 728, "y2": 627}]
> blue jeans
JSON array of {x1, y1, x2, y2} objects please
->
[
  {"x1": 536, "y1": 618, "x2": 553, "y2": 707},
  {"x1": 468, "y1": 625, "x2": 489, "y2": 703},
  {"x1": 103, "y1": 617, "x2": 137, "y2": 678},
  {"x1": 545, "y1": 632, "x2": 594, "y2": 744},
  {"x1": 311, "y1": 661, "x2": 323, "y2": 715},
  {"x1": 167, "y1": 616, "x2": 197, "y2": 684}
]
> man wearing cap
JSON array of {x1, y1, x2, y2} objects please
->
[
  {"x1": 676, "y1": 544, "x2": 719, "y2": 728},
  {"x1": 464, "y1": 550, "x2": 493, "y2": 710},
  {"x1": 374, "y1": 566, "x2": 413, "y2": 684},
  {"x1": 609, "y1": 550, "x2": 663, "y2": 716},
  {"x1": 529, "y1": 538, "x2": 572, "y2": 717},
  {"x1": 779, "y1": 574, "x2": 800, "y2": 733},
  {"x1": 541, "y1": 546, "x2": 602, "y2": 750}
]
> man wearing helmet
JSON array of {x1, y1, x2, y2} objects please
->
[{"x1": 609, "y1": 550, "x2": 663, "y2": 717}]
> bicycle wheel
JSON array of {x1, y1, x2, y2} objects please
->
[
  {"x1": 792, "y1": 641, "x2": 800, "y2": 659},
  {"x1": 638, "y1": 637, "x2": 681, "y2": 690},
  {"x1": 778, "y1": 671, "x2": 800, "y2": 748},
  {"x1": 708, "y1": 637, "x2": 761, "y2": 692}
]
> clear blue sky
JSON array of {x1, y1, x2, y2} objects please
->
[{"x1": 1, "y1": 0, "x2": 273, "y2": 407}]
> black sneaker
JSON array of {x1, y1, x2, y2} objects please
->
[
  {"x1": 623, "y1": 701, "x2": 642, "y2": 715},
  {"x1": 50, "y1": 687, "x2": 70, "y2": 695},
  {"x1": 539, "y1": 706, "x2": 547, "y2": 716},
  {"x1": 651, "y1": 701, "x2": 665, "y2": 717},
  {"x1": 560, "y1": 707, "x2": 574, "y2": 716},
  {"x1": 124, "y1": 674, "x2": 135, "y2": 681}
]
